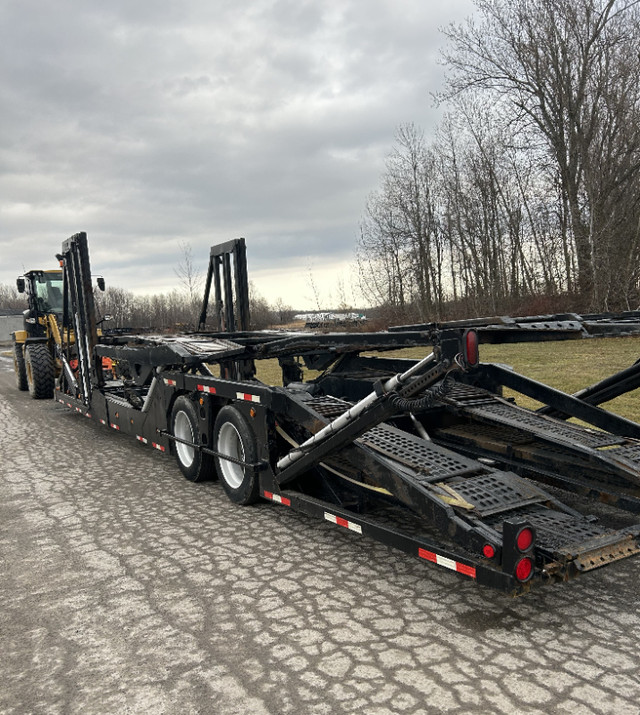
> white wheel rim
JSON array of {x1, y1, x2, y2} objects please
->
[
  {"x1": 174, "y1": 411, "x2": 195, "y2": 468},
  {"x1": 217, "y1": 422, "x2": 245, "y2": 489}
]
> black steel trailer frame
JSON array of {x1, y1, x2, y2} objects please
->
[{"x1": 52, "y1": 232, "x2": 640, "y2": 596}]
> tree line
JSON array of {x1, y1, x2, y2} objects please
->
[
  {"x1": 357, "y1": 0, "x2": 640, "y2": 323},
  {"x1": 0, "y1": 240, "x2": 296, "y2": 331},
  {"x1": 0, "y1": 281, "x2": 293, "y2": 331}
]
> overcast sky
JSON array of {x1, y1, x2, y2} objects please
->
[{"x1": 0, "y1": 0, "x2": 475, "y2": 310}]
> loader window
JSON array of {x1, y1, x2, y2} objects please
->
[{"x1": 35, "y1": 273, "x2": 64, "y2": 314}]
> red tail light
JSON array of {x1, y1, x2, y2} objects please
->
[
  {"x1": 516, "y1": 527, "x2": 534, "y2": 551},
  {"x1": 483, "y1": 544, "x2": 496, "y2": 559},
  {"x1": 515, "y1": 557, "x2": 533, "y2": 582},
  {"x1": 502, "y1": 519, "x2": 537, "y2": 584},
  {"x1": 464, "y1": 329, "x2": 479, "y2": 367}
]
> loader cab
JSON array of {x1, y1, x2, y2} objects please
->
[{"x1": 17, "y1": 270, "x2": 64, "y2": 332}]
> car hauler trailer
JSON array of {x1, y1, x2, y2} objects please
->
[{"x1": 53, "y1": 232, "x2": 640, "y2": 595}]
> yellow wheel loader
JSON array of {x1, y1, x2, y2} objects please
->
[{"x1": 12, "y1": 268, "x2": 107, "y2": 399}]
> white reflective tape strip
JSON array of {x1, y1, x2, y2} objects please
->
[
  {"x1": 418, "y1": 548, "x2": 476, "y2": 578},
  {"x1": 136, "y1": 435, "x2": 148, "y2": 444},
  {"x1": 197, "y1": 384, "x2": 216, "y2": 394},
  {"x1": 100, "y1": 419, "x2": 106, "y2": 425},
  {"x1": 263, "y1": 491, "x2": 291, "y2": 506},
  {"x1": 236, "y1": 392, "x2": 261, "y2": 403},
  {"x1": 324, "y1": 512, "x2": 363, "y2": 534},
  {"x1": 152, "y1": 442, "x2": 165, "y2": 452},
  {"x1": 164, "y1": 378, "x2": 177, "y2": 386},
  {"x1": 435, "y1": 555, "x2": 457, "y2": 571}
]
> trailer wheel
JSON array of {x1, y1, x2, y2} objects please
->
[
  {"x1": 213, "y1": 405, "x2": 259, "y2": 505},
  {"x1": 13, "y1": 342, "x2": 28, "y2": 391},
  {"x1": 171, "y1": 396, "x2": 215, "y2": 482},
  {"x1": 25, "y1": 343, "x2": 54, "y2": 399}
]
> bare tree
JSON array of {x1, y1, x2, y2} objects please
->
[
  {"x1": 248, "y1": 281, "x2": 273, "y2": 329},
  {"x1": 0, "y1": 283, "x2": 26, "y2": 312},
  {"x1": 441, "y1": 0, "x2": 640, "y2": 308},
  {"x1": 358, "y1": 124, "x2": 445, "y2": 321},
  {"x1": 174, "y1": 241, "x2": 202, "y2": 306},
  {"x1": 307, "y1": 268, "x2": 325, "y2": 312},
  {"x1": 273, "y1": 297, "x2": 294, "y2": 324},
  {"x1": 334, "y1": 277, "x2": 351, "y2": 312},
  {"x1": 95, "y1": 286, "x2": 135, "y2": 329}
]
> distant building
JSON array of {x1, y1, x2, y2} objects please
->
[{"x1": 294, "y1": 312, "x2": 367, "y2": 329}]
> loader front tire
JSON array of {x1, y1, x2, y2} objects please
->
[
  {"x1": 213, "y1": 405, "x2": 260, "y2": 505},
  {"x1": 25, "y1": 343, "x2": 54, "y2": 399},
  {"x1": 170, "y1": 395, "x2": 215, "y2": 482},
  {"x1": 13, "y1": 342, "x2": 28, "y2": 391}
]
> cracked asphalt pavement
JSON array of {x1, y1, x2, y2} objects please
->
[{"x1": 1, "y1": 355, "x2": 640, "y2": 714}]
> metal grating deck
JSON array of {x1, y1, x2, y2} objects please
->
[
  {"x1": 444, "y1": 473, "x2": 549, "y2": 517},
  {"x1": 305, "y1": 394, "x2": 352, "y2": 420},
  {"x1": 437, "y1": 422, "x2": 535, "y2": 447},
  {"x1": 469, "y1": 401, "x2": 624, "y2": 449},
  {"x1": 444, "y1": 382, "x2": 498, "y2": 404},
  {"x1": 359, "y1": 424, "x2": 488, "y2": 482}
]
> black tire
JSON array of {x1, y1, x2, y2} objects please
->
[
  {"x1": 25, "y1": 343, "x2": 55, "y2": 399},
  {"x1": 170, "y1": 395, "x2": 215, "y2": 482},
  {"x1": 213, "y1": 405, "x2": 260, "y2": 505},
  {"x1": 13, "y1": 342, "x2": 28, "y2": 391}
]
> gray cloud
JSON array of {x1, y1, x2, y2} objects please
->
[{"x1": 0, "y1": 0, "x2": 475, "y2": 307}]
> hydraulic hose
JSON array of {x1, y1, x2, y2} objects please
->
[{"x1": 390, "y1": 371, "x2": 456, "y2": 413}]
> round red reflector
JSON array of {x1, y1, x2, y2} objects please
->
[
  {"x1": 517, "y1": 527, "x2": 534, "y2": 551},
  {"x1": 515, "y1": 557, "x2": 533, "y2": 582},
  {"x1": 465, "y1": 330, "x2": 479, "y2": 367},
  {"x1": 483, "y1": 544, "x2": 496, "y2": 559}
]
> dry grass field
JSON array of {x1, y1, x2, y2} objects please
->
[{"x1": 480, "y1": 335, "x2": 640, "y2": 422}]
